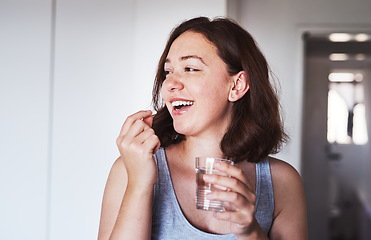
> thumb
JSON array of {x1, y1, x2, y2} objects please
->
[{"x1": 143, "y1": 114, "x2": 153, "y2": 127}]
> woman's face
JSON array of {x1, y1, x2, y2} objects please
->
[{"x1": 161, "y1": 31, "x2": 234, "y2": 139}]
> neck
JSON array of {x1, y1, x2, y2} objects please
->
[{"x1": 169, "y1": 133, "x2": 226, "y2": 167}]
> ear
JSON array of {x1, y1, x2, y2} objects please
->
[{"x1": 228, "y1": 71, "x2": 249, "y2": 102}]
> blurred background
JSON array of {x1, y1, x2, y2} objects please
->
[{"x1": 1, "y1": 0, "x2": 370, "y2": 239}]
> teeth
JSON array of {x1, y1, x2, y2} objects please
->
[{"x1": 171, "y1": 101, "x2": 194, "y2": 107}]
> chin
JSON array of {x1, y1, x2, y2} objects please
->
[
  {"x1": 173, "y1": 125, "x2": 187, "y2": 135},
  {"x1": 173, "y1": 123, "x2": 192, "y2": 136}
]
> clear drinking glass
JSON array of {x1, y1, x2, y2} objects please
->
[{"x1": 195, "y1": 157, "x2": 234, "y2": 212}]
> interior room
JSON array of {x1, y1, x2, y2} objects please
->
[{"x1": 1, "y1": 0, "x2": 371, "y2": 239}]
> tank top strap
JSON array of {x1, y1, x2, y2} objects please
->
[
  {"x1": 254, "y1": 159, "x2": 274, "y2": 234},
  {"x1": 152, "y1": 148, "x2": 169, "y2": 218}
]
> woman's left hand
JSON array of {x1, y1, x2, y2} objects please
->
[{"x1": 203, "y1": 162, "x2": 267, "y2": 239}]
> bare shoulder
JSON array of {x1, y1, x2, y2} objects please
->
[
  {"x1": 268, "y1": 157, "x2": 302, "y2": 189},
  {"x1": 98, "y1": 157, "x2": 128, "y2": 240},
  {"x1": 267, "y1": 157, "x2": 308, "y2": 239},
  {"x1": 268, "y1": 157, "x2": 304, "y2": 214}
]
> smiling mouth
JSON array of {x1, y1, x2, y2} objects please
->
[{"x1": 171, "y1": 100, "x2": 194, "y2": 110}]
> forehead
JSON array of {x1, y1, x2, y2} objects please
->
[{"x1": 166, "y1": 31, "x2": 219, "y2": 61}]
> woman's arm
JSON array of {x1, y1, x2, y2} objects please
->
[
  {"x1": 98, "y1": 157, "x2": 155, "y2": 240},
  {"x1": 268, "y1": 158, "x2": 308, "y2": 240},
  {"x1": 98, "y1": 157, "x2": 128, "y2": 239},
  {"x1": 98, "y1": 110, "x2": 160, "y2": 240}
]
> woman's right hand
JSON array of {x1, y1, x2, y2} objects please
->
[{"x1": 116, "y1": 110, "x2": 161, "y2": 189}]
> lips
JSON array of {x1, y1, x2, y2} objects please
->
[
  {"x1": 171, "y1": 100, "x2": 194, "y2": 109},
  {"x1": 170, "y1": 99, "x2": 194, "y2": 115}
]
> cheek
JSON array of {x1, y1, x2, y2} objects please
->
[
  {"x1": 197, "y1": 84, "x2": 230, "y2": 109},
  {"x1": 205, "y1": 78, "x2": 231, "y2": 100},
  {"x1": 160, "y1": 87, "x2": 171, "y2": 109},
  {"x1": 160, "y1": 85, "x2": 166, "y2": 98},
  {"x1": 160, "y1": 83, "x2": 170, "y2": 101}
]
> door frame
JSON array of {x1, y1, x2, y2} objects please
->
[{"x1": 297, "y1": 25, "x2": 371, "y2": 240}]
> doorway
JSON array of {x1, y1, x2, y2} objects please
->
[{"x1": 301, "y1": 31, "x2": 371, "y2": 240}]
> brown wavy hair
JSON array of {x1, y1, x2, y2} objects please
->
[{"x1": 151, "y1": 17, "x2": 288, "y2": 163}]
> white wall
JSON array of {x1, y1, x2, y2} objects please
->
[
  {"x1": 233, "y1": 0, "x2": 371, "y2": 172},
  {"x1": 0, "y1": 1, "x2": 52, "y2": 239},
  {"x1": 0, "y1": 1, "x2": 227, "y2": 239}
]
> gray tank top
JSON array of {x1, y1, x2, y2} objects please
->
[{"x1": 151, "y1": 148, "x2": 274, "y2": 239}]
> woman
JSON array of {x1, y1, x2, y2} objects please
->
[{"x1": 98, "y1": 17, "x2": 307, "y2": 240}]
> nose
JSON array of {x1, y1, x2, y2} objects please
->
[{"x1": 162, "y1": 74, "x2": 184, "y2": 92}]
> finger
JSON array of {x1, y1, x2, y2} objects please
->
[
  {"x1": 121, "y1": 125, "x2": 161, "y2": 155},
  {"x1": 142, "y1": 114, "x2": 161, "y2": 153},
  {"x1": 214, "y1": 163, "x2": 253, "y2": 190},
  {"x1": 207, "y1": 189, "x2": 255, "y2": 208},
  {"x1": 213, "y1": 210, "x2": 255, "y2": 227},
  {"x1": 153, "y1": 140, "x2": 161, "y2": 154},
  {"x1": 116, "y1": 119, "x2": 150, "y2": 148},
  {"x1": 142, "y1": 134, "x2": 161, "y2": 154},
  {"x1": 119, "y1": 110, "x2": 152, "y2": 137},
  {"x1": 203, "y1": 173, "x2": 252, "y2": 198},
  {"x1": 134, "y1": 127, "x2": 157, "y2": 144},
  {"x1": 122, "y1": 117, "x2": 152, "y2": 140}
]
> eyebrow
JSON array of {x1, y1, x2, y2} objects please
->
[{"x1": 165, "y1": 55, "x2": 208, "y2": 66}]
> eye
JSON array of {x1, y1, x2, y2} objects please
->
[
  {"x1": 164, "y1": 70, "x2": 172, "y2": 76},
  {"x1": 185, "y1": 67, "x2": 199, "y2": 72}
]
